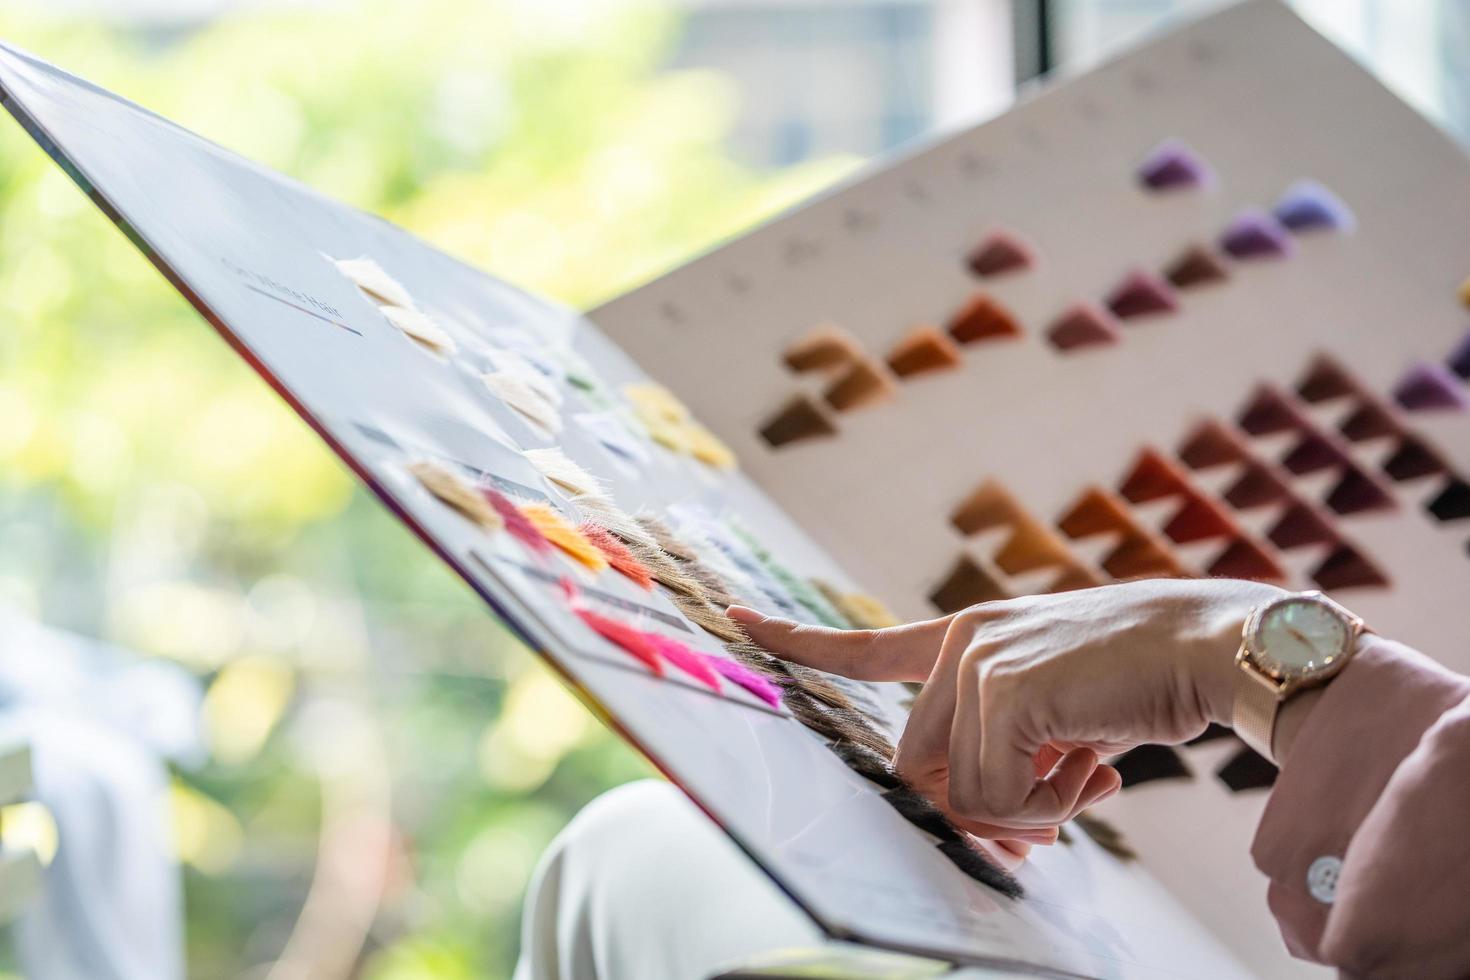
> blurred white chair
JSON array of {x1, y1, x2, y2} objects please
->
[
  {"x1": 0, "y1": 740, "x2": 42, "y2": 925},
  {"x1": 0, "y1": 609, "x2": 203, "y2": 980}
]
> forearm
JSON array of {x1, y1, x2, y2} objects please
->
[{"x1": 1250, "y1": 638, "x2": 1470, "y2": 972}]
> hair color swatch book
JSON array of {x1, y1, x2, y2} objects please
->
[
  {"x1": 22, "y1": 0, "x2": 1466, "y2": 973},
  {"x1": 590, "y1": 1, "x2": 1470, "y2": 973},
  {"x1": 0, "y1": 24, "x2": 1264, "y2": 980}
]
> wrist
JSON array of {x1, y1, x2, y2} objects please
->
[
  {"x1": 1183, "y1": 580, "x2": 1289, "y2": 726},
  {"x1": 1271, "y1": 685, "x2": 1326, "y2": 765}
]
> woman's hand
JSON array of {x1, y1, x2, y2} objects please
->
[{"x1": 729, "y1": 578, "x2": 1283, "y2": 834}]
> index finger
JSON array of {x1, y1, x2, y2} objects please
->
[{"x1": 727, "y1": 606, "x2": 953, "y2": 682}]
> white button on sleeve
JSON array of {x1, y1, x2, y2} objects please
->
[{"x1": 1307, "y1": 855, "x2": 1342, "y2": 904}]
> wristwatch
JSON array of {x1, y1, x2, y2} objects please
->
[{"x1": 1232, "y1": 591, "x2": 1367, "y2": 763}]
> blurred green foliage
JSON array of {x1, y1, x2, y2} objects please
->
[{"x1": 0, "y1": 2, "x2": 855, "y2": 977}]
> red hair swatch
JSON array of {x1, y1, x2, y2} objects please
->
[
  {"x1": 644, "y1": 633, "x2": 723, "y2": 693},
  {"x1": 572, "y1": 605, "x2": 665, "y2": 677},
  {"x1": 578, "y1": 523, "x2": 656, "y2": 590},
  {"x1": 706, "y1": 656, "x2": 783, "y2": 710},
  {"x1": 483, "y1": 487, "x2": 554, "y2": 557}
]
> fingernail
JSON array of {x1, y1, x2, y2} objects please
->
[{"x1": 726, "y1": 605, "x2": 764, "y2": 624}]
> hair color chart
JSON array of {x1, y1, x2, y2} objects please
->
[
  {"x1": 9, "y1": 0, "x2": 1457, "y2": 974},
  {"x1": 590, "y1": 2, "x2": 1470, "y2": 971},
  {"x1": 0, "y1": 26, "x2": 1263, "y2": 979}
]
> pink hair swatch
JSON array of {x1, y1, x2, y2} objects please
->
[
  {"x1": 483, "y1": 487, "x2": 554, "y2": 557},
  {"x1": 644, "y1": 633, "x2": 723, "y2": 693},
  {"x1": 560, "y1": 578, "x2": 781, "y2": 709},
  {"x1": 706, "y1": 656, "x2": 783, "y2": 710}
]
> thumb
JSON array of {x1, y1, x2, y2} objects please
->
[{"x1": 727, "y1": 605, "x2": 951, "y2": 682}]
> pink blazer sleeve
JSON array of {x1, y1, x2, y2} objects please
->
[{"x1": 1252, "y1": 637, "x2": 1470, "y2": 977}]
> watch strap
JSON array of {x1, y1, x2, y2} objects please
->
[{"x1": 1232, "y1": 668, "x2": 1282, "y2": 763}]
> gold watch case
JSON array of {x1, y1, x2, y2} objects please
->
[{"x1": 1235, "y1": 590, "x2": 1367, "y2": 700}]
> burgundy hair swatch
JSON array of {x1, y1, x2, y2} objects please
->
[{"x1": 483, "y1": 487, "x2": 554, "y2": 557}]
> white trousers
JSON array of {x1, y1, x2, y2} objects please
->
[{"x1": 512, "y1": 779, "x2": 1022, "y2": 980}]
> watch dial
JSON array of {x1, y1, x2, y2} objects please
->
[{"x1": 1257, "y1": 599, "x2": 1350, "y2": 676}]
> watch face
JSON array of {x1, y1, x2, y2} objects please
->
[{"x1": 1251, "y1": 596, "x2": 1353, "y2": 678}]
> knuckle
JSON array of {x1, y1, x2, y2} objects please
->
[
  {"x1": 955, "y1": 601, "x2": 1009, "y2": 628},
  {"x1": 975, "y1": 656, "x2": 1020, "y2": 692}
]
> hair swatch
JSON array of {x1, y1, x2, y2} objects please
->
[
  {"x1": 642, "y1": 633, "x2": 722, "y2": 692},
  {"x1": 1295, "y1": 355, "x2": 1361, "y2": 404},
  {"x1": 886, "y1": 327, "x2": 963, "y2": 378},
  {"x1": 380, "y1": 306, "x2": 458, "y2": 356},
  {"x1": 1177, "y1": 419, "x2": 1247, "y2": 469},
  {"x1": 524, "y1": 447, "x2": 609, "y2": 498},
  {"x1": 1113, "y1": 744, "x2": 1191, "y2": 788},
  {"x1": 484, "y1": 372, "x2": 563, "y2": 438},
  {"x1": 727, "y1": 523, "x2": 849, "y2": 628},
  {"x1": 1381, "y1": 436, "x2": 1446, "y2": 482},
  {"x1": 518, "y1": 502, "x2": 608, "y2": 572},
  {"x1": 333, "y1": 255, "x2": 417, "y2": 309},
  {"x1": 1216, "y1": 746, "x2": 1278, "y2": 791},
  {"x1": 813, "y1": 580, "x2": 901, "y2": 630},
  {"x1": 706, "y1": 655, "x2": 783, "y2": 709},
  {"x1": 1427, "y1": 477, "x2": 1470, "y2": 522},
  {"x1": 824, "y1": 357, "x2": 897, "y2": 413},
  {"x1": 1219, "y1": 209, "x2": 1293, "y2": 260},
  {"x1": 409, "y1": 460, "x2": 504, "y2": 531},
  {"x1": 947, "y1": 293, "x2": 1023, "y2": 344},
  {"x1": 578, "y1": 523, "x2": 656, "y2": 590},
  {"x1": 1164, "y1": 244, "x2": 1229, "y2": 289},
  {"x1": 1046, "y1": 302, "x2": 1120, "y2": 351},
  {"x1": 1072, "y1": 813, "x2": 1137, "y2": 861},
  {"x1": 624, "y1": 382, "x2": 689, "y2": 427},
  {"x1": 1273, "y1": 180, "x2": 1355, "y2": 234},
  {"x1": 682, "y1": 422, "x2": 738, "y2": 470},
  {"x1": 1137, "y1": 139, "x2": 1212, "y2": 191},
  {"x1": 572, "y1": 498, "x2": 662, "y2": 554},
  {"x1": 483, "y1": 486, "x2": 554, "y2": 557},
  {"x1": 1393, "y1": 362, "x2": 1468, "y2": 412},
  {"x1": 1446, "y1": 330, "x2": 1470, "y2": 379},
  {"x1": 784, "y1": 323, "x2": 863, "y2": 373},
  {"x1": 760, "y1": 395, "x2": 839, "y2": 447},
  {"x1": 623, "y1": 383, "x2": 737, "y2": 470},
  {"x1": 966, "y1": 230, "x2": 1035, "y2": 278},
  {"x1": 602, "y1": 520, "x2": 708, "y2": 601},
  {"x1": 1311, "y1": 543, "x2": 1389, "y2": 590},
  {"x1": 570, "y1": 602, "x2": 664, "y2": 677},
  {"x1": 1105, "y1": 269, "x2": 1179, "y2": 320}
]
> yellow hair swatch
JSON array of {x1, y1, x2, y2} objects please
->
[
  {"x1": 682, "y1": 422, "x2": 736, "y2": 470},
  {"x1": 518, "y1": 502, "x2": 608, "y2": 572},
  {"x1": 812, "y1": 578, "x2": 902, "y2": 630},
  {"x1": 623, "y1": 383, "x2": 737, "y2": 470},
  {"x1": 623, "y1": 383, "x2": 689, "y2": 426}
]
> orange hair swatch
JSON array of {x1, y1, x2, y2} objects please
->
[{"x1": 517, "y1": 502, "x2": 608, "y2": 572}]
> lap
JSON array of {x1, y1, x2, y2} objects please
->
[{"x1": 513, "y1": 780, "x2": 820, "y2": 980}]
